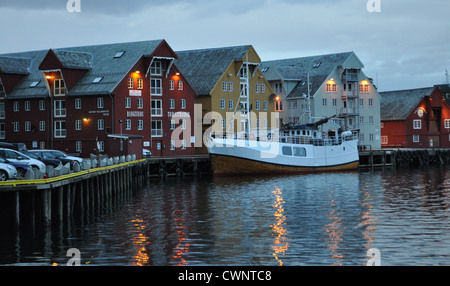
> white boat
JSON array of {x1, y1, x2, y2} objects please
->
[
  {"x1": 207, "y1": 56, "x2": 359, "y2": 176},
  {"x1": 207, "y1": 118, "x2": 360, "y2": 176}
]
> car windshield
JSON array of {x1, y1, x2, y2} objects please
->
[
  {"x1": 50, "y1": 151, "x2": 67, "y2": 157},
  {"x1": 23, "y1": 151, "x2": 40, "y2": 159}
]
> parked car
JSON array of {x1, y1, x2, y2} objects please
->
[
  {"x1": 29, "y1": 150, "x2": 83, "y2": 167},
  {"x1": 143, "y1": 149, "x2": 152, "y2": 157},
  {"x1": 22, "y1": 151, "x2": 61, "y2": 168},
  {"x1": 0, "y1": 148, "x2": 46, "y2": 174},
  {"x1": 0, "y1": 161, "x2": 17, "y2": 181},
  {"x1": 0, "y1": 156, "x2": 31, "y2": 178}
]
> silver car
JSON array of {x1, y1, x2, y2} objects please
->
[
  {"x1": 0, "y1": 162, "x2": 17, "y2": 181},
  {"x1": 0, "y1": 148, "x2": 47, "y2": 174}
]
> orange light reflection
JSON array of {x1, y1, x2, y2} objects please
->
[{"x1": 271, "y1": 186, "x2": 289, "y2": 266}]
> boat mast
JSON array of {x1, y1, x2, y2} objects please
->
[{"x1": 307, "y1": 72, "x2": 312, "y2": 124}]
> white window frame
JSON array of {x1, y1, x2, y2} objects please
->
[
  {"x1": 151, "y1": 120, "x2": 163, "y2": 137},
  {"x1": 181, "y1": 99, "x2": 186, "y2": 109},
  {"x1": 75, "y1": 119, "x2": 82, "y2": 131},
  {"x1": 170, "y1": 80, "x2": 175, "y2": 91},
  {"x1": 151, "y1": 99, "x2": 163, "y2": 117},
  {"x1": 220, "y1": 98, "x2": 225, "y2": 110},
  {"x1": 54, "y1": 100, "x2": 66, "y2": 117},
  {"x1": 169, "y1": 99, "x2": 175, "y2": 109},
  {"x1": 413, "y1": 134, "x2": 420, "y2": 143},
  {"x1": 75, "y1": 98, "x2": 81, "y2": 109},
  {"x1": 137, "y1": 120, "x2": 144, "y2": 130},
  {"x1": 54, "y1": 79, "x2": 66, "y2": 96},
  {"x1": 150, "y1": 61, "x2": 162, "y2": 76},
  {"x1": 255, "y1": 100, "x2": 260, "y2": 111},
  {"x1": 13, "y1": 101, "x2": 19, "y2": 112},
  {"x1": 177, "y1": 80, "x2": 183, "y2": 91},
  {"x1": 137, "y1": 98, "x2": 143, "y2": 109},
  {"x1": 151, "y1": 79, "x2": 162, "y2": 96},
  {"x1": 25, "y1": 101, "x2": 30, "y2": 112},
  {"x1": 228, "y1": 99, "x2": 233, "y2": 110},
  {"x1": 413, "y1": 119, "x2": 422, "y2": 129},
  {"x1": 39, "y1": 121, "x2": 46, "y2": 132},
  {"x1": 54, "y1": 120, "x2": 66, "y2": 138},
  {"x1": 98, "y1": 119, "x2": 104, "y2": 130},
  {"x1": 76, "y1": 141, "x2": 82, "y2": 153},
  {"x1": 25, "y1": 121, "x2": 31, "y2": 132},
  {"x1": 445, "y1": 119, "x2": 450, "y2": 129},
  {"x1": 13, "y1": 122, "x2": 19, "y2": 132},
  {"x1": 39, "y1": 100, "x2": 45, "y2": 111},
  {"x1": 125, "y1": 119, "x2": 131, "y2": 130},
  {"x1": 137, "y1": 78, "x2": 143, "y2": 89},
  {"x1": 125, "y1": 97, "x2": 132, "y2": 108},
  {"x1": 97, "y1": 97, "x2": 104, "y2": 109}
]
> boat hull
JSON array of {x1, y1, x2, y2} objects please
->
[
  {"x1": 211, "y1": 153, "x2": 359, "y2": 176},
  {"x1": 207, "y1": 138, "x2": 359, "y2": 176}
]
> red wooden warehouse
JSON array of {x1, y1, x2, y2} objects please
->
[
  {"x1": 380, "y1": 86, "x2": 450, "y2": 148},
  {"x1": 0, "y1": 40, "x2": 197, "y2": 158}
]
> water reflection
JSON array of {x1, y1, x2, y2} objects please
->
[
  {"x1": 271, "y1": 186, "x2": 289, "y2": 266},
  {"x1": 1, "y1": 167, "x2": 450, "y2": 266}
]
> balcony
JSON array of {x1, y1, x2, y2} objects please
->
[
  {"x1": 342, "y1": 90, "x2": 359, "y2": 99},
  {"x1": 340, "y1": 107, "x2": 359, "y2": 116},
  {"x1": 342, "y1": 72, "x2": 358, "y2": 82}
]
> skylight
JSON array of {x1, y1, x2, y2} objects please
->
[
  {"x1": 29, "y1": 81, "x2": 40, "y2": 87},
  {"x1": 114, "y1": 51, "x2": 125, "y2": 58},
  {"x1": 92, "y1": 77, "x2": 103, "y2": 83}
]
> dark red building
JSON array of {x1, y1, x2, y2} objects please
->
[
  {"x1": 380, "y1": 86, "x2": 450, "y2": 148},
  {"x1": 0, "y1": 40, "x2": 197, "y2": 158}
]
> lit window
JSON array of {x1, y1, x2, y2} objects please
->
[
  {"x1": 228, "y1": 82, "x2": 233, "y2": 92},
  {"x1": 359, "y1": 82, "x2": 369, "y2": 93},
  {"x1": 177, "y1": 80, "x2": 183, "y2": 90},
  {"x1": 170, "y1": 80, "x2": 175, "y2": 90},
  {"x1": 381, "y1": 136, "x2": 388, "y2": 145},
  {"x1": 137, "y1": 78, "x2": 143, "y2": 89},
  {"x1": 127, "y1": 78, "x2": 133, "y2": 89},
  {"x1": 54, "y1": 79, "x2": 66, "y2": 96}
]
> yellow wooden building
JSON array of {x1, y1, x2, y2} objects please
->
[{"x1": 176, "y1": 45, "x2": 277, "y2": 153}]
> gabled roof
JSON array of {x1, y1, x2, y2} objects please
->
[
  {"x1": 175, "y1": 45, "x2": 252, "y2": 96},
  {"x1": 261, "y1": 52, "x2": 358, "y2": 98},
  {"x1": 0, "y1": 56, "x2": 32, "y2": 75},
  {"x1": 0, "y1": 39, "x2": 166, "y2": 98},
  {"x1": 380, "y1": 87, "x2": 434, "y2": 121}
]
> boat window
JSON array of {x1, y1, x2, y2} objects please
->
[
  {"x1": 293, "y1": 147, "x2": 306, "y2": 157},
  {"x1": 282, "y1": 146, "x2": 292, "y2": 156}
]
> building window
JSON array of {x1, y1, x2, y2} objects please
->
[
  {"x1": 54, "y1": 100, "x2": 66, "y2": 117},
  {"x1": 170, "y1": 120, "x2": 176, "y2": 130},
  {"x1": 228, "y1": 99, "x2": 233, "y2": 110},
  {"x1": 332, "y1": 98, "x2": 337, "y2": 107},
  {"x1": 137, "y1": 120, "x2": 144, "y2": 130},
  {"x1": 255, "y1": 83, "x2": 260, "y2": 94},
  {"x1": 381, "y1": 136, "x2": 388, "y2": 145},
  {"x1": 360, "y1": 116, "x2": 364, "y2": 124},
  {"x1": 150, "y1": 61, "x2": 162, "y2": 76},
  {"x1": 39, "y1": 100, "x2": 45, "y2": 111},
  {"x1": 137, "y1": 78, "x2": 143, "y2": 89},
  {"x1": 221, "y1": 118, "x2": 226, "y2": 130},
  {"x1": 127, "y1": 78, "x2": 134, "y2": 89},
  {"x1": 255, "y1": 100, "x2": 260, "y2": 111},
  {"x1": 369, "y1": 133, "x2": 374, "y2": 142},
  {"x1": 0, "y1": 103, "x2": 4, "y2": 119},
  {"x1": 413, "y1": 134, "x2": 420, "y2": 143},
  {"x1": 125, "y1": 119, "x2": 131, "y2": 130},
  {"x1": 263, "y1": 100, "x2": 268, "y2": 111},
  {"x1": 39, "y1": 141, "x2": 45, "y2": 149},
  {"x1": 222, "y1": 81, "x2": 227, "y2": 92},
  {"x1": 413, "y1": 119, "x2": 422, "y2": 129},
  {"x1": 13, "y1": 122, "x2": 19, "y2": 132},
  {"x1": 180, "y1": 99, "x2": 186, "y2": 109},
  {"x1": 98, "y1": 119, "x2": 104, "y2": 130},
  {"x1": 220, "y1": 98, "x2": 225, "y2": 109},
  {"x1": 381, "y1": 122, "x2": 384, "y2": 128},
  {"x1": 261, "y1": 83, "x2": 265, "y2": 93},
  {"x1": 0, "y1": 123, "x2": 4, "y2": 139},
  {"x1": 39, "y1": 121, "x2": 46, "y2": 131},
  {"x1": 228, "y1": 82, "x2": 233, "y2": 92},
  {"x1": 322, "y1": 98, "x2": 327, "y2": 107},
  {"x1": 0, "y1": 81, "x2": 5, "y2": 98},
  {"x1": 170, "y1": 140, "x2": 175, "y2": 150},
  {"x1": 170, "y1": 80, "x2": 175, "y2": 90},
  {"x1": 25, "y1": 101, "x2": 31, "y2": 111},
  {"x1": 151, "y1": 99, "x2": 162, "y2": 116},
  {"x1": 445, "y1": 119, "x2": 450, "y2": 129},
  {"x1": 54, "y1": 79, "x2": 66, "y2": 96},
  {"x1": 125, "y1": 97, "x2": 132, "y2": 108},
  {"x1": 275, "y1": 100, "x2": 283, "y2": 111},
  {"x1": 181, "y1": 140, "x2": 187, "y2": 150},
  {"x1": 151, "y1": 120, "x2": 163, "y2": 137},
  {"x1": 75, "y1": 120, "x2": 82, "y2": 131},
  {"x1": 75, "y1": 98, "x2": 81, "y2": 109},
  {"x1": 368, "y1": 98, "x2": 373, "y2": 107},
  {"x1": 25, "y1": 121, "x2": 31, "y2": 132},
  {"x1": 151, "y1": 79, "x2": 162, "y2": 95},
  {"x1": 360, "y1": 98, "x2": 364, "y2": 107},
  {"x1": 97, "y1": 97, "x2": 104, "y2": 109},
  {"x1": 76, "y1": 141, "x2": 82, "y2": 153},
  {"x1": 54, "y1": 120, "x2": 66, "y2": 138},
  {"x1": 360, "y1": 133, "x2": 364, "y2": 142},
  {"x1": 137, "y1": 98, "x2": 143, "y2": 109},
  {"x1": 177, "y1": 80, "x2": 183, "y2": 91},
  {"x1": 181, "y1": 119, "x2": 187, "y2": 130},
  {"x1": 170, "y1": 99, "x2": 175, "y2": 109},
  {"x1": 369, "y1": 116, "x2": 374, "y2": 125},
  {"x1": 13, "y1": 101, "x2": 19, "y2": 112},
  {"x1": 359, "y1": 83, "x2": 369, "y2": 93},
  {"x1": 326, "y1": 83, "x2": 337, "y2": 92},
  {"x1": 98, "y1": 141, "x2": 105, "y2": 152}
]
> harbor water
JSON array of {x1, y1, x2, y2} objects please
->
[{"x1": 0, "y1": 166, "x2": 449, "y2": 266}]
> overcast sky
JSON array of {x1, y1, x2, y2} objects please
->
[{"x1": 0, "y1": 0, "x2": 449, "y2": 91}]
